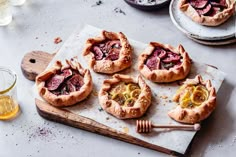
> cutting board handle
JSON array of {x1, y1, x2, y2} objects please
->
[{"x1": 21, "y1": 51, "x2": 55, "y2": 81}]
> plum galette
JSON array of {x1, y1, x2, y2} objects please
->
[
  {"x1": 138, "y1": 42, "x2": 191, "y2": 83},
  {"x1": 36, "y1": 58, "x2": 93, "y2": 107},
  {"x1": 179, "y1": 0, "x2": 235, "y2": 26},
  {"x1": 83, "y1": 30, "x2": 132, "y2": 74}
]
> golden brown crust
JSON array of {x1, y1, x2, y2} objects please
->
[
  {"x1": 36, "y1": 58, "x2": 93, "y2": 107},
  {"x1": 138, "y1": 42, "x2": 192, "y2": 83},
  {"x1": 98, "y1": 74, "x2": 152, "y2": 119},
  {"x1": 168, "y1": 75, "x2": 216, "y2": 124},
  {"x1": 83, "y1": 30, "x2": 132, "y2": 74},
  {"x1": 179, "y1": 0, "x2": 235, "y2": 26}
]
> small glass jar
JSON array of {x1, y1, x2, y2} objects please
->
[
  {"x1": 0, "y1": 67, "x2": 20, "y2": 120},
  {"x1": 10, "y1": 0, "x2": 26, "y2": 6},
  {"x1": 0, "y1": 0, "x2": 12, "y2": 26}
]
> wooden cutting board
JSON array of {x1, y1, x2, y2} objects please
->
[{"x1": 21, "y1": 51, "x2": 182, "y2": 156}]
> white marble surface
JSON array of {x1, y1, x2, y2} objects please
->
[{"x1": 0, "y1": 0, "x2": 236, "y2": 157}]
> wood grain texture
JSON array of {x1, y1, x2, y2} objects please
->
[
  {"x1": 21, "y1": 51, "x2": 55, "y2": 81},
  {"x1": 35, "y1": 98, "x2": 180, "y2": 156}
]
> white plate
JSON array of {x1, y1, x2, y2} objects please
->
[{"x1": 169, "y1": 0, "x2": 236, "y2": 41}]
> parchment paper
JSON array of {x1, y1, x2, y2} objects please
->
[{"x1": 34, "y1": 25, "x2": 225, "y2": 154}]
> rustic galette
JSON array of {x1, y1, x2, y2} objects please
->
[
  {"x1": 138, "y1": 42, "x2": 191, "y2": 83},
  {"x1": 179, "y1": 0, "x2": 235, "y2": 26},
  {"x1": 168, "y1": 75, "x2": 216, "y2": 124},
  {"x1": 99, "y1": 74, "x2": 152, "y2": 119},
  {"x1": 36, "y1": 58, "x2": 93, "y2": 107},
  {"x1": 83, "y1": 30, "x2": 132, "y2": 74}
]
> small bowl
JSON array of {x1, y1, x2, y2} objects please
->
[{"x1": 124, "y1": 0, "x2": 170, "y2": 11}]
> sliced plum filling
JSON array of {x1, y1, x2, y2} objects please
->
[
  {"x1": 108, "y1": 82, "x2": 141, "y2": 107},
  {"x1": 145, "y1": 47, "x2": 182, "y2": 71},
  {"x1": 45, "y1": 69, "x2": 84, "y2": 96},
  {"x1": 92, "y1": 40, "x2": 122, "y2": 61},
  {"x1": 189, "y1": 0, "x2": 227, "y2": 16}
]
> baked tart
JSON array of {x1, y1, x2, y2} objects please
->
[
  {"x1": 83, "y1": 30, "x2": 132, "y2": 74},
  {"x1": 99, "y1": 74, "x2": 152, "y2": 119},
  {"x1": 168, "y1": 75, "x2": 216, "y2": 124},
  {"x1": 138, "y1": 42, "x2": 191, "y2": 83},
  {"x1": 179, "y1": 0, "x2": 235, "y2": 26},
  {"x1": 36, "y1": 58, "x2": 93, "y2": 107}
]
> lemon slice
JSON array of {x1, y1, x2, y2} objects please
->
[
  {"x1": 112, "y1": 93, "x2": 126, "y2": 106},
  {"x1": 123, "y1": 91, "x2": 130, "y2": 100},
  {"x1": 179, "y1": 86, "x2": 194, "y2": 101},
  {"x1": 194, "y1": 85, "x2": 209, "y2": 98},
  {"x1": 124, "y1": 98, "x2": 135, "y2": 107},
  {"x1": 126, "y1": 83, "x2": 140, "y2": 92},
  {"x1": 180, "y1": 98, "x2": 194, "y2": 108},
  {"x1": 191, "y1": 90, "x2": 208, "y2": 106},
  {"x1": 130, "y1": 89, "x2": 141, "y2": 99},
  {"x1": 109, "y1": 82, "x2": 126, "y2": 96}
]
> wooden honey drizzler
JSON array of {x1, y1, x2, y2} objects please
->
[{"x1": 136, "y1": 120, "x2": 201, "y2": 133}]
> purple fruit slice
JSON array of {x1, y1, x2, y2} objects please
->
[
  {"x1": 61, "y1": 69, "x2": 72, "y2": 78},
  {"x1": 189, "y1": 0, "x2": 208, "y2": 9},
  {"x1": 208, "y1": 6, "x2": 221, "y2": 16},
  {"x1": 105, "y1": 49, "x2": 120, "y2": 61},
  {"x1": 93, "y1": 46, "x2": 104, "y2": 60},
  {"x1": 196, "y1": 3, "x2": 212, "y2": 15},
  {"x1": 146, "y1": 56, "x2": 159, "y2": 70},
  {"x1": 162, "y1": 52, "x2": 181, "y2": 63},
  {"x1": 68, "y1": 74, "x2": 84, "y2": 89},
  {"x1": 210, "y1": 0, "x2": 227, "y2": 8},
  {"x1": 46, "y1": 75, "x2": 65, "y2": 91}
]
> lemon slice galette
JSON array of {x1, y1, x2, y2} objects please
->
[
  {"x1": 83, "y1": 30, "x2": 132, "y2": 74},
  {"x1": 36, "y1": 58, "x2": 93, "y2": 107},
  {"x1": 168, "y1": 75, "x2": 216, "y2": 124},
  {"x1": 138, "y1": 42, "x2": 191, "y2": 83},
  {"x1": 99, "y1": 74, "x2": 152, "y2": 119}
]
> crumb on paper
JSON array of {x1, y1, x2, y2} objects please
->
[
  {"x1": 123, "y1": 127, "x2": 129, "y2": 134},
  {"x1": 160, "y1": 95, "x2": 168, "y2": 99},
  {"x1": 91, "y1": 0, "x2": 103, "y2": 7},
  {"x1": 92, "y1": 90, "x2": 98, "y2": 96},
  {"x1": 54, "y1": 37, "x2": 62, "y2": 44},
  {"x1": 114, "y1": 7, "x2": 126, "y2": 15},
  {"x1": 98, "y1": 107, "x2": 103, "y2": 112}
]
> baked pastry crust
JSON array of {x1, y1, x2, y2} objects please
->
[
  {"x1": 83, "y1": 30, "x2": 132, "y2": 74},
  {"x1": 179, "y1": 0, "x2": 235, "y2": 26},
  {"x1": 36, "y1": 58, "x2": 93, "y2": 107},
  {"x1": 168, "y1": 75, "x2": 216, "y2": 124},
  {"x1": 98, "y1": 74, "x2": 152, "y2": 119},
  {"x1": 138, "y1": 42, "x2": 191, "y2": 83}
]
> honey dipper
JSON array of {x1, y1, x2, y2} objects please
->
[{"x1": 136, "y1": 120, "x2": 201, "y2": 133}]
